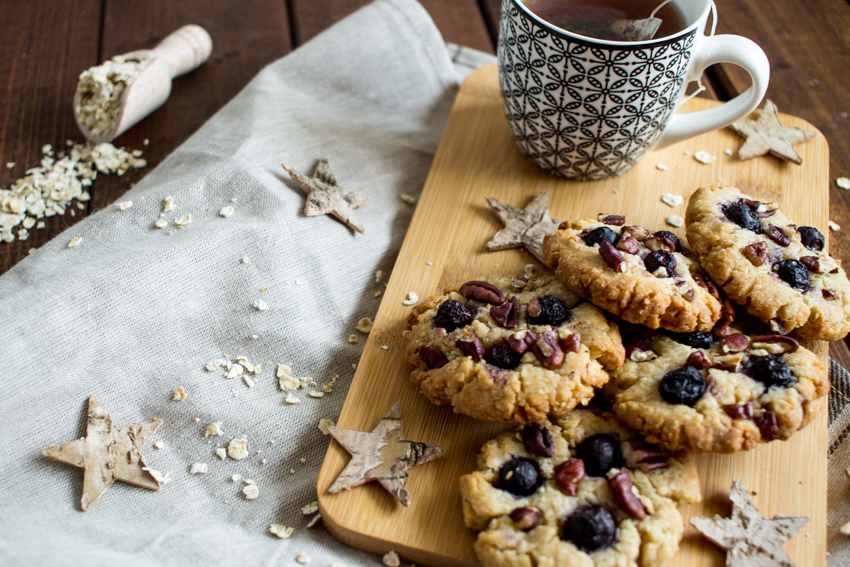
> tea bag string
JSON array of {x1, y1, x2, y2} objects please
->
[{"x1": 679, "y1": 1, "x2": 718, "y2": 106}]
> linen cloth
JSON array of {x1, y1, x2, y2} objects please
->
[{"x1": 0, "y1": 2, "x2": 492, "y2": 566}]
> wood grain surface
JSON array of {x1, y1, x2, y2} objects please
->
[{"x1": 316, "y1": 64, "x2": 829, "y2": 567}]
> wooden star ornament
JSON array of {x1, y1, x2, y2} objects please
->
[
  {"x1": 282, "y1": 158, "x2": 369, "y2": 233},
  {"x1": 730, "y1": 100, "x2": 817, "y2": 164},
  {"x1": 327, "y1": 402, "x2": 443, "y2": 506},
  {"x1": 690, "y1": 480, "x2": 808, "y2": 567},
  {"x1": 42, "y1": 395, "x2": 163, "y2": 511},
  {"x1": 486, "y1": 191, "x2": 562, "y2": 264}
]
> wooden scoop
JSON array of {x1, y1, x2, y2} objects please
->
[{"x1": 74, "y1": 24, "x2": 213, "y2": 143}]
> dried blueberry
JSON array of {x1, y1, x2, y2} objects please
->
[
  {"x1": 644, "y1": 250, "x2": 677, "y2": 276},
  {"x1": 668, "y1": 331, "x2": 716, "y2": 349},
  {"x1": 654, "y1": 230, "x2": 682, "y2": 252},
  {"x1": 578, "y1": 434, "x2": 622, "y2": 477},
  {"x1": 562, "y1": 505, "x2": 617, "y2": 552},
  {"x1": 798, "y1": 226, "x2": 825, "y2": 252},
  {"x1": 659, "y1": 366, "x2": 706, "y2": 406},
  {"x1": 775, "y1": 259, "x2": 810, "y2": 291},
  {"x1": 527, "y1": 297, "x2": 570, "y2": 327},
  {"x1": 498, "y1": 458, "x2": 543, "y2": 497},
  {"x1": 583, "y1": 226, "x2": 620, "y2": 247},
  {"x1": 521, "y1": 423, "x2": 555, "y2": 457},
  {"x1": 434, "y1": 299, "x2": 473, "y2": 332},
  {"x1": 485, "y1": 343, "x2": 522, "y2": 370},
  {"x1": 722, "y1": 199, "x2": 761, "y2": 232},
  {"x1": 744, "y1": 355, "x2": 796, "y2": 388}
]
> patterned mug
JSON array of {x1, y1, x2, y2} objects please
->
[{"x1": 498, "y1": 0, "x2": 770, "y2": 180}]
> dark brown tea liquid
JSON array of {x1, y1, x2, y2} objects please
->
[{"x1": 522, "y1": 0, "x2": 687, "y2": 40}]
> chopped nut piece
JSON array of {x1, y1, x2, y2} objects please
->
[
  {"x1": 661, "y1": 193, "x2": 683, "y2": 207},
  {"x1": 243, "y1": 484, "x2": 259, "y2": 500},
  {"x1": 597, "y1": 213, "x2": 625, "y2": 226},
  {"x1": 228, "y1": 438, "x2": 249, "y2": 460},
  {"x1": 252, "y1": 299, "x2": 268, "y2": 311},
  {"x1": 188, "y1": 462, "x2": 208, "y2": 475},
  {"x1": 799, "y1": 256, "x2": 820, "y2": 273},
  {"x1": 355, "y1": 317, "x2": 373, "y2": 333},
  {"x1": 215, "y1": 448, "x2": 227, "y2": 460},
  {"x1": 599, "y1": 240, "x2": 626, "y2": 272},
  {"x1": 205, "y1": 422, "x2": 224, "y2": 437},
  {"x1": 382, "y1": 551, "x2": 401, "y2": 567},
  {"x1": 67, "y1": 237, "x2": 82, "y2": 248},
  {"x1": 721, "y1": 333, "x2": 749, "y2": 353},
  {"x1": 617, "y1": 235, "x2": 639, "y2": 255},
  {"x1": 743, "y1": 242, "x2": 767, "y2": 266},
  {"x1": 301, "y1": 501, "x2": 319, "y2": 515},
  {"x1": 765, "y1": 223, "x2": 791, "y2": 247},
  {"x1": 554, "y1": 458, "x2": 585, "y2": 496},
  {"x1": 117, "y1": 200, "x2": 133, "y2": 211},
  {"x1": 219, "y1": 205, "x2": 234, "y2": 218},
  {"x1": 269, "y1": 524, "x2": 294, "y2": 539},
  {"x1": 666, "y1": 214, "x2": 684, "y2": 227},
  {"x1": 173, "y1": 387, "x2": 187, "y2": 401},
  {"x1": 608, "y1": 471, "x2": 646, "y2": 519},
  {"x1": 399, "y1": 194, "x2": 416, "y2": 205},
  {"x1": 750, "y1": 334, "x2": 799, "y2": 353},
  {"x1": 723, "y1": 403, "x2": 754, "y2": 420},
  {"x1": 459, "y1": 280, "x2": 506, "y2": 304},
  {"x1": 402, "y1": 291, "x2": 419, "y2": 305},
  {"x1": 318, "y1": 418, "x2": 335, "y2": 435},
  {"x1": 687, "y1": 351, "x2": 712, "y2": 369}
]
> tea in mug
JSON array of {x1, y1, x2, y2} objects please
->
[{"x1": 521, "y1": 0, "x2": 687, "y2": 41}]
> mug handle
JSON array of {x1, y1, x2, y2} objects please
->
[{"x1": 654, "y1": 35, "x2": 770, "y2": 149}]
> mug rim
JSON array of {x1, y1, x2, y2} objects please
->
[{"x1": 509, "y1": 0, "x2": 712, "y2": 47}]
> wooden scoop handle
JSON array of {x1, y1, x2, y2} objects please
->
[{"x1": 151, "y1": 24, "x2": 213, "y2": 79}]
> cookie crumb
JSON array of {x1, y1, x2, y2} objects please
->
[
  {"x1": 225, "y1": 364, "x2": 244, "y2": 379},
  {"x1": 154, "y1": 219, "x2": 168, "y2": 228},
  {"x1": 375, "y1": 270, "x2": 384, "y2": 283},
  {"x1": 285, "y1": 394, "x2": 300, "y2": 404},
  {"x1": 301, "y1": 501, "x2": 319, "y2": 515},
  {"x1": 117, "y1": 200, "x2": 133, "y2": 211},
  {"x1": 724, "y1": 148, "x2": 733, "y2": 156},
  {"x1": 173, "y1": 387, "x2": 187, "y2": 401},
  {"x1": 215, "y1": 448, "x2": 227, "y2": 460},
  {"x1": 399, "y1": 194, "x2": 416, "y2": 205},
  {"x1": 252, "y1": 299, "x2": 268, "y2": 311},
  {"x1": 661, "y1": 193, "x2": 683, "y2": 207},
  {"x1": 231, "y1": 474, "x2": 242, "y2": 482},
  {"x1": 374, "y1": 290, "x2": 383, "y2": 297},
  {"x1": 318, "y1": 418, "x2": 335, "y2": 435},
  {"x1": 296, "y1": 553, "x2": 310, "y2": 564},
  {"x1": 402, "y1": 291, "x2": 419, "y2": 305},
  {"x1": 830, "y1": 220, "x2": 841, "y2": 232},
  {"x1": 67, "y1": 237, "x2": 82, "y2": 248},
  {"x1": 205, "y1": 422, "x2": 224, "y2": 437},
  {"x1": 300, "y1": 458, "x2": 306, "y2": 464},
  {"x1": 219, "y1": 205, "x2": 234, "y2": 218},
  {"x1": 269, "y1": 524, "x2": 294, "y2": 539},
  {"x1": 666, "y1": 215, "x2": 684, "y2": 228},
  {"x1": 383, "y1": 551, "x2": 401, "y2": 567},
  {"x1": 154, "y1": 441, "x2": 164, "y2": 449},
  {"x1": 837, "y1": 177, "x2": 850, "y2": 190},
  {"x1": 175, "y1": 214, "x2": 192, "y2": 227},
  {"x1": 228, "y1": 438, "x2": 249, "y2": 460},
  {"x1": 655, "y1": 162, "x2": 668, "y2": 171},
  {"x1": 6, "y1": 162, "x2": 14, "y2": 168},
  {"x1": 295, "y1": 279, "x2": 303, "y2": 286},
  {"x1": 348, "y1": 334, "x2": 358, "y2": 344},
  {"x1": 162, "y1": 196, "x2": 174, "y2": 212},
  {"x1": 188, "y1": 462, "x2": 208, "y2": 475},
  {"x1": 242, "y1": 484, "x2": 259, "y2": 500},
  {"x1": 694, "y1": 150, "x2": 716, "y2": 164},
  {"x1": 381, "y1": 345, "x2": 389, "y2": 350},
  {"x1": 356, "y1": 317, "x2": 373, "y2": 333}
]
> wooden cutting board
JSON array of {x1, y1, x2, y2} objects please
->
[{"x1": 316, "y1": 64, "x2": 828, "y2": 567}]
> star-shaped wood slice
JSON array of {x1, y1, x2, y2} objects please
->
[
  {"x1": 42, "y1": 395, "x2": 163, "y2": 511},
  {"x1": 486, "y1": 191, "x2": 562, "y2": 264},
  {"x1": 282, "y1": 158, "x2": 369, "y2": 233},
  {"x1": 690, "y1": 480, "x2": 808, "y2": 567},
  {"x1": 327, "y1": 402, "x2": 443, "y2": 507},
  {"x1": 730, "y1": 100, "x2": 817, "y2": 164}
]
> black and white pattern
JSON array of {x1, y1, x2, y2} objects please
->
[{"x1": 498, "y1": 0, "x2": 696, "y2": 180}]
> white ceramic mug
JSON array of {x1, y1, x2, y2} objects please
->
[{"x1": 498, "y1": 0, "x2": 770, "y2": 180}]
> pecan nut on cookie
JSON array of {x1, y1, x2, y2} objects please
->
[
  {"x1": 685, "y1": 186, "x2": 850, "y2": 340},
  {"x1": 403, "y1": 275, "x2": 625, "y2": 424},
  {"x1": 543, "y1": 216, "x2": 722, "y2": 332},
  {"x1": 607, "y1": 327, "x2": 828, "y2": 453},
  {"x1": 458, "y1": 409, "x2": 701, "y2": 567}
]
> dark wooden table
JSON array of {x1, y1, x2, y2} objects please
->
[{"x1": 2, "y1": 0, "x2": 850, "y2": 364}]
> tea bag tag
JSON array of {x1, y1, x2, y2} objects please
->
[{"x1": 610, "y1": 17, "x2": 662, "y2": 41}]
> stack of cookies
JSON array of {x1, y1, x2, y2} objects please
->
[{"x1": 402, "y1": 186, "x2": 845, "y2": 567}]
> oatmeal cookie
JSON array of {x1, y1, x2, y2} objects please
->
[
  {"x1": 686, "y1": 186, "x2": 850, "y2": 340},
  {"x1": 608, "y1": 329, "x2": 828, "y2": 453},
  {"x1": 403, "y1": 275, "x2": 625, "y2": 424},
  {"x1": 458, "y1": 409, "x2": 701, "y2": 567},
  {"x1": 543, "y1": 217, "x2": 722, "y2": 332}
]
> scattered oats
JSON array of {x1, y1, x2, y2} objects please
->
[
  {"x1": 154, "y1": 218, "x2": 168, "y2": 228},
  {"x1": 22, "y1": 218, "x2": 35, "y2": 231},
  {"x1": 42, "y1": 144, "x2": 52, "y2": 154},
  {"x1": 28, "y1": 247, "x2": 36, "y2": 254},
  {"x1": 205, "y1": 422, "x2": 224, "y2": 437},
  {"x1": 228, "y1": 438, "x2": 249, "y2": 460},
  {"x1": 307, "y1": 514, "x2": 322, "y2": 528},
  {"x1": 188, "y1": 462, "x2": 208, "y2": 475},
  {"x1": 269, "y1": 524, "x2": 294, "y2": 539},
  {"x1": 375, "y1": 270, "x2": 384, "y2": 283},
  {"x1": 225, "y1": 364, "x2": 244, "y2": 379},
  {"x1": 231, "y1": 474, "x2": 242, "y2": 482},
  {"x1": 143, "y1": 139, "x2": 150, "y2": 146},
  {"x1": 694, "y1": 150, "x2": 716, "y2": 164},
  {"x1": 260, "y1": 458, "x2": 267, "y2": 464},
  {"x1": 77, "y1": 201, "x2": 86, "y2": 210},
  {"x1": 666, "y1": 215, "x2": 684, "y2": 228},
  {"x1": 301, "y1": 501, "x2": 319, "y2": 515},
  {"x1": 661, "y1": 193, "x2": 683, "y2": 207},
  {"x1": 402, "y1": 291, "x2": 419, "y2": 306},
  {"x1": 383, "y1": 551, "x2": 401, "y2": 567},
  {"x1": 356, "y1": 317, "x2": 373, "y2": 334},
  {"x1": 348, "y1": 334, "x2": 359, "y2": 344},
  {"x1": 830, "y1": 220, "x2": 841, "y2": 231},
  {"x1": 683, "y1": 150, "x2": 691, "y2": 156},
  {"x1": 381, "y1": 345, "x2": 389, "y2": 350},
  {"x1": 69, "y1": 209, "x2": 75, "y2": 217},
  {"x1": 243, "y1": 484, "x2": 259, "y2": 500},
  {"x1": 67, "y1": 237, "x2": 82, "y2": 248},
  {"x1": 399, "y1": 194, "x2": 416, "y2": 205},
  {"x1": 154, "y1": 441, "x2": 165, "y2": 449},
  {"x1": 300, "y1": 458, "x2": 306, "y2": 464},
  {"x1": 296, "y1": 553, "x2": 310, "y2": 564},
  {"x1": 205, "y1": 360, "x2": 221, "y2": 372},
  {"x1": 655, "y1": 162, "x2": 668, "y2": 171},
  {"x1": 252, "y1": 299, "x2": 269, "y2": 312},
  {"x1": 322, "y1": 384, "x2": 333, "y2": 393},
  {"x1": 173, "y1": 387, "x2": 187, "y2": 401},
  {"x1": 132, "y1": 150, "x2": 143, "y2": 158},
  {"x1": 374, "y1": 290, "x2": 382, "y2": 297},
  {"x1": 318, "y1": 418, "x2": 335, "y2": 435},
  {"x1": 162, "y1": 196, "x2": 174, "y2": 212},
  {"x1": 243, "y1": 376, "x2": 255, "y2": 388},
  {"x1": 235, "y1": 357, "x2": 254, "y2": 372},
  {"x1": 295, "y1": 279, "x2": 303, "y2": 286},
  {"x1": 6, "y1": 162, "x2": 14, "y2": 169},
  {"x1": 76, "y1": 54, "x2": 153, "y2": 137},
  {"x1": 308, "y1": 390, "x2": 324, "y2": 398},
  {"x1": 724, "y1": 148, "x2": 734, "y2": 156},
  {"x1": 36, "y1": 221, "x2": 45, "y2": 229},
  {"x1": 285, "y1": 394, "x2": 300, "y2": 404},
  {"x1": 175, "y1": 214, "x2": 192, "y2": 227},
  {"x1": 837, "y1": 177, "x2": 850, "y2": 190},
  {"x1": 219, "y1": 205, "x2": 234, "y2": 218},
  {"x1": 290, "y1": 469, "x2": 296, "y2": 474},
  {"x1": 252, "y1": 364, "x2": 262, "y2": 375},
  {"x1": 215, "y1": 448, "x2": 227, "y2": 460},
  {"x1": 117, "y1": 200, "x2": 133, "y2": 210}
]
